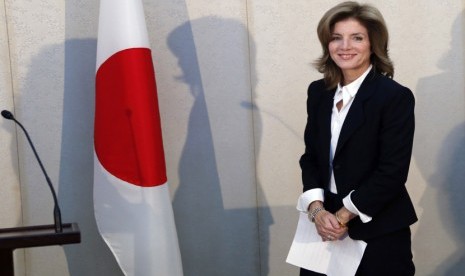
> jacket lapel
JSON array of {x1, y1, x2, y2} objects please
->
[
  {"x1": 318, "y1": 87, "x2": 336, "y2": 166},
  {"x1": 334, "y1": 70, "x2": 379, "y2": 158}
]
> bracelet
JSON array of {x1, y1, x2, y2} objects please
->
[
  {"x1": 309, "y1": 206, "x2": 324, "y2": 222},
  {"x1": 335, "y1": 211, "x2": 347, "y2": 228}
]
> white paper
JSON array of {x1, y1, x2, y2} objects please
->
[{"x1": 286, "y1": 212, "x2": 367, "y2": 276}]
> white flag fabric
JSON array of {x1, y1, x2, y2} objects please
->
[{"x1": 94, "y1": 0, "x2": 183, "y2": 275}]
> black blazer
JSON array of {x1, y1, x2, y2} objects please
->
[{"x1": 300, "y1": 69, "x2": 417, "y2": 241}]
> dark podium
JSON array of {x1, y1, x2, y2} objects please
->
[
  {"x1": 0, "y1": 223, "x2": 81, "y2": 275},
  {"x1": 1, "y1": 110, "x2": 81, "y2": 275}
]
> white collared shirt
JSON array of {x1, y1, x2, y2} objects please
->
[{"x1": 297, "y1": 65, "x2": 372, "y2": 223}]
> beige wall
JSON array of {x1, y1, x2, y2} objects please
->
[
  {"x1": 0, "y1": 1, "x2": 25, "y2": 275},
  {"x1": 1, "y1": 0, "x2": 464, "y2": 275}
]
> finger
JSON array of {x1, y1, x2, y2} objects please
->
[
  {"x1": 334, "y1": 228, "x2": 349, "y2": 239},
  {"x1": 323, "y1": 213, "x2": 341, "y2": 230},
  {"x1": 335, "y1": 228, "x2": 347, "y2": 236},
  {"x1": 317, "y1": 229, "x2": 331, "y2": 240},
  {"x1": 317, "y1": 231, "x2": 335, "y2": 241},
  {"x1": 315, "y1": 218, "x2": 333, "y2": 232},
  {"x1": 329, "y1": 217, "x2": 341, "y2": 229},
  {"x1": 317, "y1": 230, "x2": 339, "y2": 241},
  {"x1": 316, "y1": 223, "x2": 340, "y2": 237},
  {"x1": 321, "y1": 236, "x2": 331, "y2": 242},
  {"x1": 316, "y1": 212, "x2": 340, "y2": 231}
]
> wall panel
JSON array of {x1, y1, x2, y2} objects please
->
[
  {"x1": 1, "y1": 1, "x2": 24, "y2": 275},
  {"x1": 0, "y1": 0, "x2": 21, "y2": 229},
  {"x1": 146, "y1": 1, "x2": 260, "y2": 275},
  {"x1": 247, "y1": 1, "x2": 320, "y2": 275},
  {"x1": 5, "y1": 0, "x2": 69, "y2": 275}
]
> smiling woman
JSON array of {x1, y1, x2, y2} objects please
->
[
  {"x1": 297, "y1": 1, "x2": 417, "y2": 276},
  {"x1": 313, "y1": 1, "x2": 394, "y2": 90},
  {"x1": 328, "y1": 19, "x2": 371, "y2": 85}
]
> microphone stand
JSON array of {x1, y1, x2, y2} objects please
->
[
  {"x1": 0, "y1": 110, "x2": 80, "y2": 276},
  {"x1": 1, "y1": 110, "x2": 62, "y2": 232}
]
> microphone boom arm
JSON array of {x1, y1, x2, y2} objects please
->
[{"x1": 2, "y1": 110, "x2": 63, "y2": 232}]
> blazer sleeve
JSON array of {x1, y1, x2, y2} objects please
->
[
  {"x1": 299, "y1": 81, "x2": 325, "y2": 192},
  {"x1": 350, "y1": 85, "x2": 415, "y2": 216}
]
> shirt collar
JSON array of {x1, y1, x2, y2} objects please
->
[{"x1": 336, "y1": 65, "x2": 373, "y2": 98}]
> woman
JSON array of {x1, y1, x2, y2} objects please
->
[{"x1": 298, "y1": 2, "x2": 417, "y2": 275}]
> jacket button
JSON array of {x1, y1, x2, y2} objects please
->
[{"x1": 334, "y1": 165, "x2": 341, "y2": 170}]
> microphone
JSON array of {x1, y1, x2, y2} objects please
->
[{"x1": 1, "y1": 110, "x2": 63, "y2": 232}]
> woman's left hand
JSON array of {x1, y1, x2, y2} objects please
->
[{"x1": 313, "y1": 211, "x2": 348, "y2": 241}]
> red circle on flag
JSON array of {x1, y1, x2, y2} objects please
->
[{"x1": 95, "y1": 48, "x2": 167, "y2": 187}]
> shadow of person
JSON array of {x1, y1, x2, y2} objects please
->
[
  {"x1": 412, "y1": 9, "x2": 465, "y2": 276},
  {"x1": 431, "y1": 123, "x2": 465, "y2": 275},
  {"x1": 168, "y1": 17, "x2": 273, "y2": 275},
  {"x1": 239, "y1": 101, "x2": 275, "y2": 276}
]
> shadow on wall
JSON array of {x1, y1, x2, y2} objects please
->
[
  {"x1": 413, "y1": 10, "x2": 465, "y2": 276},
  {"x1": 58, "y1": 39, "x2": 124, "y2": 276},
  {"x1": 11, "y1": 38, "x2": 123, "y2": 275},
  {"x1": 167, "y1": 17, "x2": 273, "y2": 276}
]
